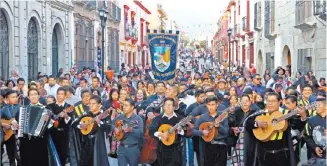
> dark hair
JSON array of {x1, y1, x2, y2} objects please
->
[
  {"x1": 204, "y1": 88, "x2": 215, "y2": 94},
  {"x1": 137, "y1": 80, "x2": 145, "y2": 87},
  {"x1": 302, "y1": 84, "x2": 313, "y2": 91},
  {"x1": 64, "y1": 73, "x2": 70, "y2": 77},
  {"x1": 156, "y1": 81, "x2": 166, "y2": 87},
  {"x1": 297, "y1": 71, "x2": 302, "y2": 76},
  {"x1": 275, "y1": 83, "x2": 283, "y2": 89},
  {"x1": 28, "y1": 82, "x2": 37, "y2": 89},
  {"x1": 91, "y1": 88, "x2": 101, "y2": 96},
  {"x1": 164, "y1": 97, "x2": 175, "y2": 106},
  {"x1": 205, "y1": 95, "x2": 218, "y2": 104},
  {"x1": 109, "y1": 89, "x2": 120, "y2": 101},
  {"x1": 57, "y1": 87, "x2": 67, "y2": 94},
  {"x1": 80, "y1": 89, "x2": 91, "y2": 98},
  {"x1": 195, "y1": 89, "x2": 205, "y2": 97},
  {"x1": 319, "y1": 77, "x2": 325, "y2": 82},
  {"x1": 80, "y1": 78, "x2": 88, "y2": 84},
  {"x1": 264, "y1": 88, "x2": 274, "y2": 94},
  {"x1": 46, "y1": 95, "x2": 56, "y2": 102},
  {"x1": 28, "y1": 88, "x2": 39, "y2": 96},
  {"x1": 6, "y1": 80, "x2": 15, "y2": 87},
  {"x1": 90, "y1": 95, "x2": 102, "y2": 104},
  {"x1": 48, "y1": 75, "x2": 56, "y2": 79},
  {"x1": 229, "y1": 95, "x2": 238, "y2": 102},
  {"x1": 125, "y1": 98, "x2": 136, "y2": 107},
  {"x1": 267, "y1": 92, "x2": 281, "y2": 101},
  {"x1": 147, "y1": 82, "x2": 155, "y2": 88},
  {"x1": 285, "y1": 95, "x2": 297, "y2": 104},
  {"x1": 64, "y1": 86, "x2": 75, "y2": 94},
  {"x1": 5, "y1": 89, "x2": 18, "y2": 98},
  {"x1": 240, "y1": 94, "x2": 250, "y2": 101},
  {"x1": 92, "y1": 76, "x2": 100, "y2": 82},
  {"x1": 287, "y1": 90, "x2": 298, "y2": 98},
  {"x1": 17, "y1": 77, "x2": 25, "y2": 84}
]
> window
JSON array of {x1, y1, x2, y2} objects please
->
[
  {"x1": 0, "y1": 10, "x2": 9, "y2": 80},
  {"x1": 74, "y1": 19, "x2": 95, "y2": 69},
  {"x1": 295, "y1": 1, "x2": 313, "y2": 25},
  {"x1": 242, "y1": 16, "x2": 247, "y2": 31},
  {"x1": 266, "y1": 52, "x2": 275, "y2": 73},
  {"x1": 254, "y1": 1, "x2": 262, "y2": 29},
  {"x1": 264, "y1": 0, "x2": 275, "y2": 36},
  {"x1": 313, "y1": 0, "x2": 326, "y2": 16},
  {"x1": 297, "y1": 48, "x2": 312, "y2": 74}
]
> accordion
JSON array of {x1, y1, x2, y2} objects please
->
[{"x1": 18, "y1": 105, "x2": 51, "y2": 138}]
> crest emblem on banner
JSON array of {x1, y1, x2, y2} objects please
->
[{"x1": 154, "y1": 46, "x2": 171, "y2": 72}]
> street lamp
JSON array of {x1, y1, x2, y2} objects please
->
[
  {"x1": 227, "y1": 28, "x2": 232, "y2": 77},
  {"x1": 99, "y1": 6, "x2": 108, "y2": 83}
]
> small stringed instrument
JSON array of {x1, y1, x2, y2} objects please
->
[
  {"x1": 80, "y1": 108, "x2": 113, "y2": 135},
  {"x1": 53, "y1": 106, "x2": 74, "y2": 128},
  {"x1": 196, "y1": 102, "x2": 242, "y2": 141},
  {"x1": 1, "y1": 118, "x2": 16, "y2": 141},
  {"x1": 114, "y1": 120, "x2": 139, "y2": 141},
  {"x1": 253, "y1": 103, "x2": 318, "y2": 142},
  {"x1": 157, "y1": 115, "x2": 193, "y2": 146},
  {"x1": 199, "y1": 111, "x2": 229, "y2": 142}
]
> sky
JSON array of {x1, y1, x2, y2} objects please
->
[{"x1": 141, "y1": 0, "x2": 229, "y2": 41}]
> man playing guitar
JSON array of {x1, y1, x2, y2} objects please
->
[
  {"x1": 192, "y1": 95, "x2": 229, "y2": 166},
  {"x1": 1, "y1": 90, "x2": 20, "y2": 166},
  {"x1": 113, "y1": 98, "x2": 144, "y2": 166},
  {"x1": 149, "y1": 97, "x2": 186, "y2": 166}
]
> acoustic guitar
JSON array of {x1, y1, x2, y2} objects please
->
[
  {"x1": 80, "y1": 108, "x2": 113, "y2": 135},
  {"x1": 53, "y1": 106, "x2": 74, "y2": 128},
  {"x1": 198, "y1": 102, "x2": 242, "y2": 142},
  {"x1": 157, "y1": 115, "x2": 193, "y2": 146},
  {"x1": 253, "y1": 103, "x2": 318, "y2": 142},
  {"x1": 199, "y1": 111, "x2": 229, "y2": 142},
  {"x1": 114, "y1": 120, "x2": 139, "y2": 141},
  {"x1": 1, "y1": 118, "x2": 16, "y2": 141}
]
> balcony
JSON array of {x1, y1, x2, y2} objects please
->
[{"x1": 294, "y1": 1, "x2": 317, "y2": 31}]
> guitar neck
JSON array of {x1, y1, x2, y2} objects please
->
[
  {"x1": 215, "y1": 112, "x2": 229, "y2": 124},
  {"x1": 277, "y1": 104, "x2": 316, "y2": 122},
  {"x1": 169, "y1": 116, "x2": 192, "y2": 133}
]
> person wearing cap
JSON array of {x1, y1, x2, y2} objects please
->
[{"x1": 304, "y1": 97, "x2": 326, "y2": 160}]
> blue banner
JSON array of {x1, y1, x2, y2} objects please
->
[
  {"x1": 148, "y1": 32, "x2": 178, "y2": 81},
  {"x1": 97, "y1": 47, "x2": 102, "y2": 68}
]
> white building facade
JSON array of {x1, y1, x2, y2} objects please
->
[
  {"x1": 0, "y1": 0, "x2": 73, "y2": 81},
  {"x1": 254, "y1": 0, "x2": 326, "y2": 78}
]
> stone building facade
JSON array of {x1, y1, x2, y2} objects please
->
[
  {"x1": 0, "y1": 0, "x2": 73, "y2": 81},
  {"x1": 254, "y1": 0, "x2": 326, "y2": 78}
]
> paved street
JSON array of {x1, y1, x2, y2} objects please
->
[{"x1": 1, "y1": 146, "x2": 309, "y2": 166}]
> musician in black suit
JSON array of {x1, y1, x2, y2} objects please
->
[
  {"x1": 47, "y1": 87, "x2": 72, "y2": 165},
  {"x1": 69, "y1": 89, "x2": 91, "y2": 166},
  {"x1": 246, "y1": 92, "x2": 307, "y2": 166},
  {"x1": 76, "y1": 95, "x2": 111, "y2": 166},
  {"x1": 149, "y1": 97, "x2": 186, "y2": 166},
  {"x1": 1, "y1": 90, "x2": 20, "y2": 166},
  {"x1": 19, "y1": 88, "x2": 54, "y2": 166}
]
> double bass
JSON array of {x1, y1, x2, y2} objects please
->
[{"x1": 139, "y1": 100, "x2": 161, "y2": 164}]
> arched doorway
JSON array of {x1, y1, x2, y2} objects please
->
[
  {"x1": 0, "y1": 9, "x2": 9, "y2": 80},
  {"x1": 52, "y1": 28, "x2": 59, "y2": 76},
  {"x1": 282, "y1": 45, "x2": 291, "y2": 67},
  {"x1": 257, "y1": 50, "x2": 263, "y2": 75},
  {"x1": 27, "y1": 18, "x2": 38, "y2": 81}
]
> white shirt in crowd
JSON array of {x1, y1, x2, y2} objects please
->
[{"x1": 45, "y1": 84, "x2": 60, "y2": 97}]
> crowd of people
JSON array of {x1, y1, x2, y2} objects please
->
[{"x1": 0, "y1": 55, "x2": 326, "y2": 166}]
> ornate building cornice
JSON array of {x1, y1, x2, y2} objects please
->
[{"x1": 47, "y1": 1, "x2": 74, "y2": 11}]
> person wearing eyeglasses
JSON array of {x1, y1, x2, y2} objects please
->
[{"x1": 251, "y1": 74, "x2": 265, "y2": 95}]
